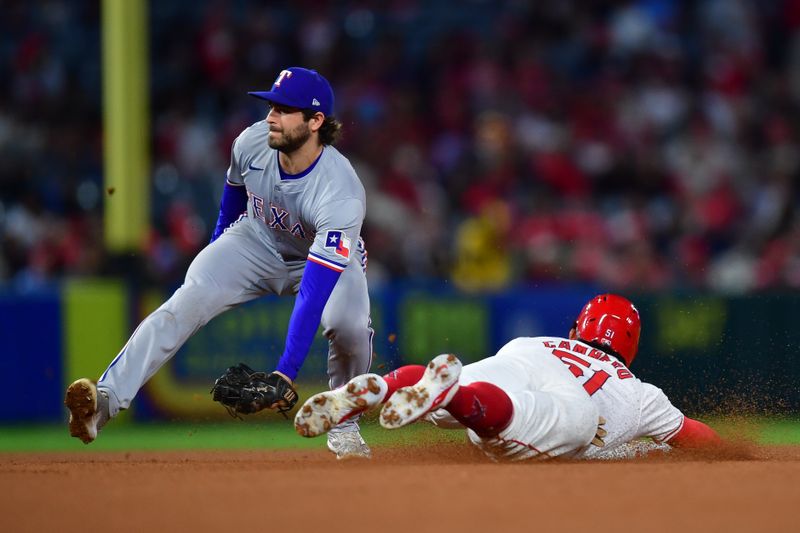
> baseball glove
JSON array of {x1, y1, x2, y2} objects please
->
[{"x1": 211, "y1": 363, "x2": 298, "y2": 419}]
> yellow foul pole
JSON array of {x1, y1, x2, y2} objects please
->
[{"x1": 102, "y1": 0, "x2": 149, "y2": 252}]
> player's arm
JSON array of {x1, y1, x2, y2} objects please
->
[
  {"x1": 274, "y1": 198, "x2": 365, "y2": 382},
  {"x1": 664, "y1": 416, "x2": 722, "y2": 448},
  {"x1": 210, "y1": 180, "x2": 247, "y2": 242},
  {"x1": 274, "y1": 261, "x2": 342, "y2": 382},
  {"x1": 639, "y1": 382, "x2": 722, "y2": 449},
  {"x1": 210, "y1": 136, "x2": 248, "y2": 243}
]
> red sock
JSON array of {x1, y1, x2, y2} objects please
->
[
  {"x1": 445, "y1": 382, "x2": 513, "y2": 438},
  {"x1": 381, "y1": 365, "x2": 425, "y2": 402}
]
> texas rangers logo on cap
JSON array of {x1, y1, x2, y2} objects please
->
[
  {"x1": 325, "y1": 230, "x2": 350, "y2": 259},
  {"x1": 247, "y1": 67, "x2": 334, "y2": 116}
]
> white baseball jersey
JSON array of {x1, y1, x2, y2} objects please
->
[{"x1": 428, "y1": 336, "x2": 684, "y2": 461}]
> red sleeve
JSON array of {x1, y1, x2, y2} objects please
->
[{"x1": 666, "y1": 416, "x2": 722, "y2": 448}]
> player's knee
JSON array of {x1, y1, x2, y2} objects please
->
[{"x1": 322, "y1": 315, "x2": 370, "y2": 343}]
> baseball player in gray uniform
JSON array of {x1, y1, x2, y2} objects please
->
[{"x1": 65, "y1": 67, "x2": 375, "y2": 459}]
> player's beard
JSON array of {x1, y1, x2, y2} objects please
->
[{"x1": 268, "y1": 121, "x2": 312, "y2": 154}]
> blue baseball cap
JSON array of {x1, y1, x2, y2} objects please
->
[{"x1": 248, "y1": 67, "x2": 334, "y2": 116}]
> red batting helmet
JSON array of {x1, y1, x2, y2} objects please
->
[{"x1": 574, "y1": 294, "x2": 641, "y2": 366}]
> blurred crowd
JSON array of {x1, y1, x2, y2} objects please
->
[{"x1": 2, "y1": 0, "x2": 800, "y2": 293}]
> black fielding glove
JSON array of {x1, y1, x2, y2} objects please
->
[{"x1": 211, "y1": 363, "x2": 299, "y2": 419}]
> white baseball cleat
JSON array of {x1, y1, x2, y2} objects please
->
[
  {"x1": 327, "y1": 430, "x2": 372, "y2": 460},
  {"x1": 64, "y1": 378, "x2": 109, "y2": 444},
  {"x1": 294, "y1": 373, "x2": 387, "y2": 438},
  {"x1": 380, "y1": 353, "x2": 462, "y2": 429}
]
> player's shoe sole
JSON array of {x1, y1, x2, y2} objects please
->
[
  {"x1": 294, "y1": 374, "x2": 387, "y2": 438},
  {"x1": 64, "y1": 378, "x2": 101, "y2": 444},
  {"x1": 380, "y1": 353, "x2": 462, "y2": 429}
]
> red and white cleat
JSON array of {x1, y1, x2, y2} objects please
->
[
  {"x1": 294, "y1": 373, "x2": 387, "y2": 438},
  {"x1": 380, "y1": 354, "x2": 462, "y2": 429}
]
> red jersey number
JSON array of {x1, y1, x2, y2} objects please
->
[{"x1": 552, "y1": 349, "x2": 611, "y2": 396}]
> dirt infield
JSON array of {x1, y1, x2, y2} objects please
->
[{"x1": 3, "y1": 443, "x2": 799, "y2": 533}]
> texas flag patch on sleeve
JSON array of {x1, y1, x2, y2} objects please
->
[{"x1": 325, "y1": 230, "x2": 351, "y2": 260}]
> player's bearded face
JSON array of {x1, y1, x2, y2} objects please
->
[{"x1": 268, "y1": 120, "x2": 312, "y2": 153}]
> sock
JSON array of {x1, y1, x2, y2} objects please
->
[
  {"x1": 381, "y1": 365, "x2": 425, "y2": 402},
  {"x1": 445, "y1": 381, "x2": 513, "y2": 438}
]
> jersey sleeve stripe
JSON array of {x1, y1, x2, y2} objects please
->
[
  {"x1": 307, "y1": 253, "x2": 346, "y2": 272},
  {"x1": 657, "y1": 415, "x2": 685, "y2": 444}
]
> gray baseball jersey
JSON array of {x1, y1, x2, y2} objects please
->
[
  {"x1": 228, "y1": 120, "x2": 366, "y2": 271},
  {"x1": 97, "y1": 120, "x2": 373, "y2": 434}
]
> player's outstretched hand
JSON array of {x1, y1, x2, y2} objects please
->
[{"x1": 211, "y1": 363, "x2": 299, "y2": 419}]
